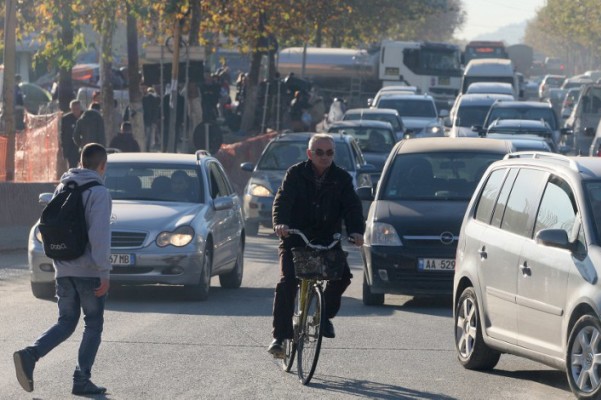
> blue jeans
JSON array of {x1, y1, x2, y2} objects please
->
[{"x1": 27, "y1": 277, "x2": 106, "y2": 383}]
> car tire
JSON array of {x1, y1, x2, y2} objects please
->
[
  {"x1": 219, "y1": 241, "x2": 244, "y2": 289},
  {"x1": 455, "y1": 287, "x2": 500, "y2": 370},
  {"x1": 362, "y1": 273, "x2": 384, "y2": 306},
  {"x1": 184, "y1": 246, "x2": 212, "y2": 301},
  {"x1": 566, "y1": 314, "x2": 601, "y2": 399},
  {"x1": 246, "y1": 220, "x2": 259, "y2": 236},
  {"x1": 30, "y1": 282, "x2": 55, "y2": 300}
]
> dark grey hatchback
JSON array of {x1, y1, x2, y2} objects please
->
[{"x1": 357, "y1": 137, "x2": 513, "y2": 305}]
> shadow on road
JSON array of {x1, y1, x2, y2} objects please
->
[
  {"x1": 340, "y1": 294, "x2": 453, "y2": 319},
  {"x1": 488, "y1": 368, "x2": 569, "y2": 392},
  {"x1": 310, "y1": 374, "x2": 458, "y2": 399}
]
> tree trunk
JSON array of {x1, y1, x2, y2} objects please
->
[
  {"x1": 126, "y1": 2, "x2": 144, "y2": 149},
  {"x1": 100, "y1": 12, "x2": 116, "y2": 145},
  {"x1": 240, "y1": 50, "x2": 262, "y2": 134},
  {"x1": 189, "y1": 0, "x2": 201, "y2": 47},
  {"x1": 3, "y1": 0, "x2": 16, "y2": 181},
  {"x1": 58, "y1": 7, "x2": 75, "y2": 112}
]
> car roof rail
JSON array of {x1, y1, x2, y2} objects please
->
[{"x1": 504, "y1": 151, "x2": 580, "y2": 172}]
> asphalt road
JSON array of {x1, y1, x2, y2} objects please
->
[{"x1": 0, "y1": 230, "x2": 574, "y2": 399}]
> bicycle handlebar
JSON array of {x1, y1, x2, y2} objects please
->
[{"x1": 287, "y1": 229, "x2": 351, "y2": 250}]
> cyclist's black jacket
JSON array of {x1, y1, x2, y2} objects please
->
[{"x1": 273, "y1": 160, "x2": 365, "y2": 250}]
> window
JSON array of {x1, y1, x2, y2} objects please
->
[
  {"x1": 208, "y1": 162, "x2": 230, "y2": 198},
  {"x1": 534, "y1": 176, "x2": 576, "y2": 234},
  {"x1": 491, "y1": 169, "x2": 518, "y2": 227},
  {"x1": 500, "y1": 169, "x2": 547, "y2": 236},
  {"x1": 475, "y1": 168, "x2": 507, "y2": 223}
]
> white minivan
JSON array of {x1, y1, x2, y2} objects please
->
[{"x1": 461, "y1": 59, "x2": 519, "y2": 98}]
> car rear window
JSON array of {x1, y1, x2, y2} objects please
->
[
  {"x1": 343, "y1": 113, "x2": 402, "y2": 131},
  {"x1": 328, "y1": 127, "x2": 395, "y2": 153},
  {"x1": 485, "y1": 107, "x2": 557, "y2": 130},
  {"x1": 456, "y1": 105, "x2": 492, "y2": 127},
  {"x1": 377, "y1": 98, "x2": 437, "y2": 118},
  {"x1": 380, "y1": 152, "x2": 504, "y2": 201},
  {"x1": 257, "y1": 141, "x2": 354, "y2": 171}
]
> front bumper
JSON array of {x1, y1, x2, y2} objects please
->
[
  {"x1": 243, "y1": 194, "x2": 274, "y2": 226},
  {"x1": 362, "y1": 245, "x2": 454, "y2": 296}
]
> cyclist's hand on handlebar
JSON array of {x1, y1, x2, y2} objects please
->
[
  {"x1": 349, "y1": 233, "x2": 364, "y2": 247},
  {"x1": 274, "y1": 224, "x2": 290, "y2": 238}
]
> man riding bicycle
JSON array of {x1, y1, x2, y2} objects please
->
[{"x1": 268, "y1": 133, "x2": 365, "y2": 357}]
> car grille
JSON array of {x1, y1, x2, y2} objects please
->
[
  {"x1": 111, "y1": 266, "x2": 153, "y2": 274},
  {"x1": 111, "y1": 231, "x2": 147, "y2": 248},
  {"x1": 402, "y1": 235, "x2": 458, "y2": 248}
]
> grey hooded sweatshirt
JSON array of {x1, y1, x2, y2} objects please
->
[{"x1": 53, "y1": 168, "x2": 112, "y2": 280}]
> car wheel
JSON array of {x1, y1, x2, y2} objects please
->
[
  {"x1": 219, "y1": 241, "x2": 244, "y2": 289},
  {"x1": 362, "y1": 273, "x2": 384, "y2": 306},
  {"x1": 184, "y1": 246, "x2": 212, "y2": 301},
  {"x1": 455, "y1": 287, "x2": 500, "y2": 370},
  {"x1": 246, "y1": 220, "x2": 259, "y2": 236},
  {"x1": 30, "y1": 282, "x2": 55, "y2": 300},
  {"x1": 566, "y1": 314, "x2": 601, "y2": 399}
]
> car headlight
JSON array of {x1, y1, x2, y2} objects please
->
[
  {"x1": 249, "y1": 184, "x2": 272, "y2": 197},
  {"x1": 156, "y1": 226, "x2": 195, "y2": 247},
  {"x1": 425, "y1": 125, "x2": 442, "y2": 135},
  {"x1": 369, "y1": 222, "x2": 403, "y2": 246},
  {"x1": 35, "y1": 227, "x2": 43, "y2": 243}
]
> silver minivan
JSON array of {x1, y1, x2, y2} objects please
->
[{"x1": 454, "y1": 152, "x2": 601, "y2": 398}]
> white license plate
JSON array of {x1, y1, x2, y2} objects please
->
[
  {"x1": 110, "y1": 254, "x2": 134, "y2": 266},
  {"x1": 418, "y1": 258, "x2": 455, "y2": 271}
]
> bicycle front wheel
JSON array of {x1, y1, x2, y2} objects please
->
[{"x1": 297, "y1": 284, "x2": 325, "y2": 385}]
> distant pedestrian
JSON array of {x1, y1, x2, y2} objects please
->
[
  {"x1": 73, "y1": 102, "x2": 106, "y2": 150},
  {"x1": 13, "y1": 143, "x2": 112, "y2": 395},
  {"x1": 142, "y1": 87, "x2": 160, "y2": 151},
  {"x1": 61, "y1": 100, "x2": 83, "y2": 168},
  {"x1": 109, "y1": 121, "x2": 140, "y2": 152}
]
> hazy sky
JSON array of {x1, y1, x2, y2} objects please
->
[{"x1": 457, "y1": 0, "x2": 547, "y2": 41}]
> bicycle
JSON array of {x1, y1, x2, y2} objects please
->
[{"x1": 281, "y1": 229, "x2": 349, "y2": 385}]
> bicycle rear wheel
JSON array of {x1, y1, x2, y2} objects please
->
[{"x1": 297, "y1": 284, "x2": 325, "y2": 385}]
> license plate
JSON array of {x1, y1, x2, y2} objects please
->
[
  {"x1": 439, "y1": 76, "x2": 450, "y2": 85},
  {"x1": 418, "y1": 258, "x2": 455, "y2": 271},
  {"x1": 110, "y1": 254, "x2": 134, "y2": 266}
]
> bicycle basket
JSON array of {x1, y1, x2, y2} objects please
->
[{"x1": 291, "y1": 247, "x2": 347, "y2": 280}]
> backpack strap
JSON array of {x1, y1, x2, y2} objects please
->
[{"x1": 76, "y1": 181, "x2": 102, "y2": 192}]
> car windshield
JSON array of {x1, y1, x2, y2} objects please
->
[
  {"x1": 456, "y1": 105, "x2": 492, "y2": 127},
  {"x1": 257, "y1": 141, "x2": 353, "y2": 171},
  {"x1": 328, "y1": 127, "x2": 395, "y2": 153},
  {"x1": 380, "y1": 152, "x2": 504, "y2": 200},
  {"x1": 377, "y1": 98, "x2": 437, "y2": 118},
  {"x1": 344, "y1": 113, "x2": 402, "y2": 131},
  {"x1": 105, "y1": 163, "x2": 203, "y2": 203},
  {"x1": 485, "y1": 107, "x2": 557, "y2": 130}
]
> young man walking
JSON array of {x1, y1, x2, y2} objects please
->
[{"x1": 13, "y1": 143, "x2": 112, "y2": 395}]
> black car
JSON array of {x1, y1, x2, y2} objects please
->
[
  {"x1": 357, "y1": 137, "x2": 513, "y2": 305},
  {"x1": 485, "y1": 119, "x2": 556, "y2": 152}
]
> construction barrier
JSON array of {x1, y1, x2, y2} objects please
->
[{"x1": 0, "y1": 111, "x2": 65, "y2": 182}]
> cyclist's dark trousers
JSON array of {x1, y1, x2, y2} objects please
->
[{"x1": 272, "y1": 248, "x2": 351, "y2": 340}]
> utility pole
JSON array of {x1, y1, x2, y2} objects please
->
[{"x1": 3, "y1": 0, "x2": 17, "y2": 181}]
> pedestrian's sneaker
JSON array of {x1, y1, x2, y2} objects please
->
[
  {"x1": 267, "y1": 338, "x2": 285, "y2": 358},
  {"x1": 72, "y1": 380, "x2": 107, "y2": 395},
  {"x1": 13, "y1": 349, "x2": 36, "y2": 392}
]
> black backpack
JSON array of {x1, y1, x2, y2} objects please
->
[{"x1": 38, "y1": 181, "x2": 102, "y2": 260}]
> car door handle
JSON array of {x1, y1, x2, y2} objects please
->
[
  {"x1": 520, "y1": 262, "x2": 531, "y2": 277},
  {"x1": 478, "y1": 246, "x2": 487, "y2": 260}
]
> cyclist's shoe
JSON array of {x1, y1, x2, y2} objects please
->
[
  {"x1": 268, "y1": 338, "x2": 285, "y2": 358},
  {"x1": 72, "y1": 380, "x2": 107, "y2": 395},
  {"x1": 322, "y1": 319, "x2": 336, "y2": 338}
]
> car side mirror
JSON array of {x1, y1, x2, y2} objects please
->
[
  {"x1": 536, "y1": 229, "x2": 572, "y2": 251},
  {"x1": 356, "y1": 186, "x2": 374, "y2": 201},
  {"x1": 39, "y1": 193, "x2": 53, "y2": 205},
  {"x1": 585, "y1": 127, "x2": 596, "y2": 137},
  {"x1": 240, "y1": 162, "x2": 255, "y2": 172},
  {"x1": 443, "y1": 117, "x2": 452, "y2": 127},
  {"x1": 213, "y1": 196, "x2": 234, "y2": 211},
  {"x1": 439, "y1": 109, "x2": 449, "y2": 119}
]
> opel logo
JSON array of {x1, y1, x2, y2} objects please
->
[{"x1": 440, "y1": 231, "x2": 455, "y2": 245}]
